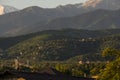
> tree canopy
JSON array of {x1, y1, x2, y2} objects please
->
[{"x1": 100, "y1": 48, "x2": 120, "y2": 80}]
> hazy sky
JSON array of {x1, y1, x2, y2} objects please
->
[{"x1": 0, "y1": 0, "x2": 87, "y2": 9}]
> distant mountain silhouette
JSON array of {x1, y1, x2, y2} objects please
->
[
  {"x1": 0, "y1": 5, "x2": 86, "y2": 37},
  {"x1": 0, "y1": 0, "x2": 120, "y2": 37},
  {"x1": 24, "y1": 9, "x2": 120, "y2": 33}
]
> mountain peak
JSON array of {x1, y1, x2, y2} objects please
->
[
  {"x1": 82, "y1": 0, "x2": 102, "y2": 8},
  {"x1": 0, "y1": 5, "x2": 4, "y2": 15},
  {"x1": 82, "y1": 0, "x2": 120, "y2": 10},
  {"x1": 0, "y1": 5, "x2": 18, "y2": 15}
]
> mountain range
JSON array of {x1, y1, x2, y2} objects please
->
[
  {"x1": 0, "y1": 0, "x2": 120, "y2": 37},
  {"x1": 31, "y1": 9, "x2": 120, "y2": 31}
]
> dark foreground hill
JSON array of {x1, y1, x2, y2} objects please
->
[{"x1": 0, "y1": 68, "x2": 95, "y2": 80}]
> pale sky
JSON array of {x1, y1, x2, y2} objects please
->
[{"x1": 0, "y1": 0, "x2": 87, "y2": 9}]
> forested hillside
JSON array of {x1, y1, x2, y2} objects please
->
[
  {"x1": 0, "y1": 29, "x2": 119, "y2": 61},
  {"x1": 0, "y1": 29, "x2": 120, "y2": 50}
]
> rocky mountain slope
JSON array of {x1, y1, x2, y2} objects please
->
[
  {"x1": 0, "y1": 5, "x2": 18, "y2": 15},
  {"x1": 21, "y1": 9, "x2": 120, "y2": 33},
  {"x1": 83, "y1": 0, "x2": 120, "y2": 10}
]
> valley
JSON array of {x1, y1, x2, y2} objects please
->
[{"x1": 0, "y1": 0, "x2": 120, "y2": 80}]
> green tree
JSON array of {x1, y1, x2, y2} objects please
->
[{"x1": 100, "y1": 48, "x2": 120, "y2": 80}]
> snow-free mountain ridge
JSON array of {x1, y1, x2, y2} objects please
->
[{"x1": 0, "y1": 0, "x2": 120, "y2": 36}]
